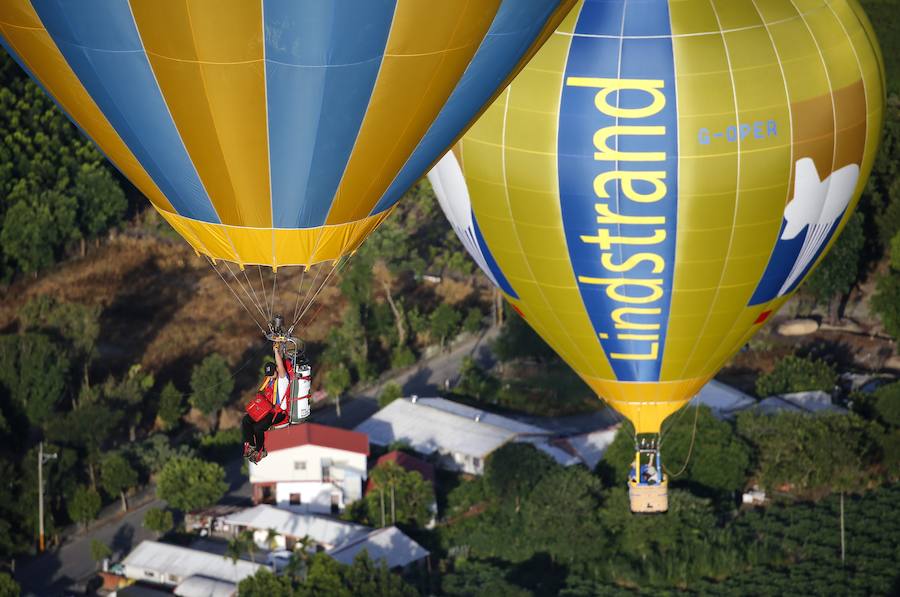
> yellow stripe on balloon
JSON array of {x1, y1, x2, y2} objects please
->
[
  {"x1": 130, "y1": 0, "x2": 271, "y2": 228},
  {"x1": 588, "y1": 377, "x2": 710, "y2": 434},
  {"x1": 325, "y1": 0, "x2": 501, "y2": 225},
  {"x1": 158, "y1": 209, "x2": 392, "y2": 268},
  {"x1": 0, "y1": 1, "x2": 176, "y2": 216}
]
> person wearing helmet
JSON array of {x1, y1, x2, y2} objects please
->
[{"x1": 241, "y1": 343, "x2": 292, "y2": 462}]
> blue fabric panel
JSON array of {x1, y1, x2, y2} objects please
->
[
  {"x1": 557, "y1": 0, "x2": 677, "y2": 382},
  {"x1": 264, "y1": 0, "x2": 395, "y2": 228},
  {"x1": 369, "y1": 0, "x2": 564, "y2": 216},
  {"x1": 30, "y1": 0, "x2": 218, "y2": 222}
]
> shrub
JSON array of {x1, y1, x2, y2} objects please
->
[{"x1": 755, "y1": 355, "x2": 838, "y2": 397}]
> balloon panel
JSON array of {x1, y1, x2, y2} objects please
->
[
  {"x1": 0, "y1": 0, "x2": 574, "y2": 266},
  {"x1": 433, "y1": 0, "x2": 884, "y2": 433}
]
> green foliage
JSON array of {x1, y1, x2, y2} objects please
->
[
  {"x1": 443, "y1": 559, "x2": 530, "y2": 597},
  {"x1": 736, "y1": 411, "x2": 881, "y2": 493},
  {"x1": 0, "y1": 572, "x2": 19, "y2": 597},
  {"x1": 872, "y1": 381, "x2": 900, "y2": 428},
  {"x1": 390, "y1": 345, "x2": 416, "y2": 369},
  {"x1": 755, "y1": 355, "x2": 838, "y2": 397},
  {"x1": 324, "y1": 364, "x2": 351, "y2": 398},
  {"x1": 18, "y1": 296, "x2": 100, "y2": 369},
  {"x1": 430, "y1": 303, "x2": 461, "y2": 347},
  {"x1": 351, "y1": 461, "x2": 433, "y2": 528},
  {"x1": 463, "y1": 307, "x2": 484, "y2": 334},
  {"x1": 484, "y1": 442, "x2": 555, "y2": 508},
  {"x1": 189, "y1": 353, "x2": 232, "y2": 427},
  {"x1": 67, "y1": 485, "x2": 100, "y2": 527},
  {"x1": 871, "y1": 270, "x2": 900, "y2": 340},
  {"x1": 45, "y1": 403, "x2": 121, "y2": 480},
  {"x1": 803, "y1": 211, "x2": 865, "y2": 310},
  {"x1": 103, "y1": 364, "x2": 154, "y2": 435},
  {"x1": 891, "y1": 230, "x2": 900, "y2": 269},
  {"x1": 100, "y1": 453, "x2": 137, "y2": 510},
  {"x1": 89, "y1": 539, "x2": 112, "y2": 563},
  {"x1": 123, "y1": 433, "x2": 196, "y2": 477},
  {"x1": 493, "y1": 305, "x2": 556, "y2": 363},
  {"x1": 143, "y1": 507, "x2": 173, "y2": 535},
  {"x1": 0, "y1": 333, "x2": 69, "y2": 427},
  {"x1": 156, "y1": 456, "x2": 227, "y2": 512},
  {"x1": 455, "y1": 356, "x2": 499, "y2": 401},
  {"x1": 377, "y1": 382, "x2": 403, "y2": 408},
  {"x1": 0, "y1": 51, "x2": 126, "y2": 279},
  {"x1": 157, "y1": 381, "x2": 186, "y2": 430},
  {"x1": 199, "y1": 427, "x2": 242, "y2": 462},
  {"x1": 237, "y1": 551, "x2": 419, "y2": 597}
]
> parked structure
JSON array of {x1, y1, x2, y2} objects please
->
[
  {"x1": 326, "y1": 526, "x2": 429, "y2": 570},
  {"x1": 221, "y1": 504, "x2": 368, "y2": 551},
  {"x1": 250, "y1": 423, "x2": 369, "y2": 513},
  {"x1": 355, "y1": 397, "x2": 550, "y2": 474},
  {"x1": 120, "y1": 541, "x2": 262, "y2": 591}
]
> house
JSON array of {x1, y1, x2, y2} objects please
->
[
  {"x1": 174, "y1": 576, "x2": 238, "y2": 597},
  {"x1": 355, "y1": 397, "x2": 550, "y2": 474},
  {"x1": 365, "y1": 450, "x2": 436, "y2": 494},
  {"x1": 755, "y1": 391, "x2": 847, "y2": 415},
  {"x1": 692, "y1": 379, "x2": 757, "y2": 419},
  {"x1": 120, "y1": 540, "x2": 262, "y2": 589},
  {"x1": 326, "y1": 526, "x2": 429, "y2": 570},
  {"x1": 221, "y1": 504, "x2": 368, "y2": 551},
  {"x1": 562, "y1": 425, "x2": 621, "y2": 470},
  {"x1": 250, "y1": 423, "x2": 369, "y2": 513}
]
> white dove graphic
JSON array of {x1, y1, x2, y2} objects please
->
[{"x1": 778, "y1": 157, "x2": 860, "y2": 295}]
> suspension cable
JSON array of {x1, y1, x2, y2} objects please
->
[
  {"x1": 256, "y1": 264, "x2": 270, "y2": 321},
  {"x1": 205, "y1": 257, "x2": 266, "y2": 334},
  {"x1": 291, "y1": 266, "x2": 308, "y2": 325},
  {"x1": 662, "y1": 400, "x2": 700, "y2": 479},
  {"x1": 270, "y1": 266, "x2": 278, "y2": 322},
  {"x1": 224, "y1": 262, "x2": 269, "y2": 325},
  {"x1": 295, "y1": 254, "x2": 351, "y2": 326}
]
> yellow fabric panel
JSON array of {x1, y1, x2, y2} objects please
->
[
  {"x1": 158, "y1": 210, "x2": 390, "y2": 267},
  {"x1": 0, "y1": 1, "x2": 175, "y2": 214},
  {"x1": 325, "y1": 0, "x2": 501, "y2": 225},
  {"x1": 668, "y1": 0, "x2": 719, "y2": 36},
  {"x1": 130, "y1": 0, "x2": 271, "y2": 228},
  {"x1": 710, "y1": 0, "x2": 765, "y2": 30},
  {"x1": 587, "y1": 377, "x2": 710, "y2": 434}
]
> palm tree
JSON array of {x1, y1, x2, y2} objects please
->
[
  {"x1": 285, "y1": 535, "x2": 316, "y2": 581},
  {"x1": 225, "y1": 529, "x2": 258, "y2": 564}
]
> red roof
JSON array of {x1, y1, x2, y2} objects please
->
[
  {"x1": 265, "y1": 423, "x2": 369, "y2": 455},
  {"x1": 366, "y1": 451, "x2": 436, "y2": 494}
]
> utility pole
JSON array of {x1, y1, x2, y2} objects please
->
[{"x1": 38, "y1": 441, "x2": 57, "y2": 552}]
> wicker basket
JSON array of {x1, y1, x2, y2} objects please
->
[{"x1": 628, "y1": 478, "x2": 669, "y2": 513}]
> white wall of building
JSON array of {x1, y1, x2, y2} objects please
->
[{"x1": 250, "y1": 444, "x2": 367, "y2": 485}]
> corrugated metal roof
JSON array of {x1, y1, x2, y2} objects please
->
[
  {"x1": 354, "y1": 398, "x2": 549, "y2": 459},
  {"x1": 565, "y1": 426, "x2": 620, "y2": 470},
  {"x1": 222, "y1": 505, "x2": 368, "y2": 546},
  {"x1": 264, "y1": 423, "x2": 369, "y2": 455},
  {"x1": 174, "y1": 575, "x2": 236, "y2": 597},
  {"x1": 121, "y1": 541, "x2": 262, "y2": 585},
  {"x1": 327, "y1": 526, "x2": 428, "y2": 569},
  {"x1": 693, "y1": 380, "x2": 757, "y2": 415}
]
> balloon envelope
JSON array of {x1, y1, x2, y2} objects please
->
[
  {"x1": 430, "y1": 0, "x2": 884, "y2": 433},
  {"x1": 0, "y1": 0, "x2": 574, "y2": 267}
]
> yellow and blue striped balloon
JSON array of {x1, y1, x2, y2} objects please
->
[
  {"x1": 430, "y1": 0, "x2": 884, "y2": 434},
  {"x1": 0, "y1": 0, "x2": 574, "y2": 267}
]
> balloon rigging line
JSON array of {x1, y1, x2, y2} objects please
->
[
  {"x1": 662, "y1": 401, "x2": 700, "y2": 480},
  {"x1": 205, "y1": 257, "x2": 266, "y2": 334},
  {"x1": 292, "y1": 262, "x2": 326, "y2": 329},
  {"x1": 295, "y1": 254, "x2": 352, "y2": 328},
  {"x1": 270, "y1": 267, "x2": 278, "y2": 323},
  {"x1": 290, "y1": 266, "x2": 307, "y2": 325},
  {"x1": 226, "y1": 261, "x2": 270, "y2": 325},
  {"x1": 257, "y1": 264, "x2": 270, "y2": 321},
  {"x1": 300, "y1": 256, "x2": 353, "y2": 329}
]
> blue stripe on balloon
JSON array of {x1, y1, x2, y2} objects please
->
[
  {"x1": 574, "y1": 0, "x2": 624, "y2": 36},
  {"x1": 264, "y1": 0, "x2": 395, "y2": 229},
  {"x1": 472, "y1": 210, "x2": 520, "y2": 299},
  {"x1": 557, "y1": 0, "x2": 677, "y2": 383},
  {"x1": 368, "y1": 0, "x2": 564, "y2": 216},
  {"x1": 29, "y1": 0, "x2": 219, "y2": 223}
]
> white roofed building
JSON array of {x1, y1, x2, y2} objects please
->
[
  {"x1": 120, "y1": 541, "x2": 262, "y2": 589},
  {"x1": 326, "y1": 526, "x2": 429, "y2": 570},
  {"x1": 355, "y1": 397, "x2": 551, "y2": 474},
  {"x1": 692, "y1": 380, "x2": 757, "y2": 419},
  {"x1": 221, "y1": 504, "x2": 368, "y2": 551}
]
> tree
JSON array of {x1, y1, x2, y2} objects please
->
[
  {"x1": 377, "y1": 382, "x2": 403, "y2": 409},
  {"x1": 103, "y1": 364, "x2": 154, "y2": 442},
  {"x1": 755, "y1": 355, "x2": 838, "y2": 397},
  {"x1": 358, "y1": 462, "x2": 433, "y2": 528},
  {"x1": 156, "y1": 456, "x2": 227, "y2": 512},
  {"x1": 0, "y1": 196, "x2": 58, "y2": 274},
  {"x1": 189, "y1": 354, "x2": 232, "y2": 431},
  {"x1": 324, "y1": 364, "x2": 351, "y2": 418},
  {"x1": 430, "y1": 303, "x2": 461, "y2": 348},
  {"x1": 45, "y1": 403, "x2": 121, "y2": 489},
  {"x1": 0, "y1": 572, "x2": 20, "y2": 597},
  {"x1": 493, "y1": 305, "x2": 556, "y2": 363},
  {"x1": 100, "y1": 453, "x2": 137, "y2": 512},
  {"x1": 72, "y1": 163, "x2": 126, "y2": 251},
  {"x1": 143, "y1": 507, "x2": 173, "y2": 535},
  {"x1": 67, "y1": 485, "x2": 101, "y2": 529},
  {"x1": 803, "y1": 211, "x2": 865, "y2": 322},
  {"x1": 157, "y1": 381, "x2": 186, "y2": 430},
  {"x1": 0, "y1": 333, "x2": 69, "y2": 427},
  {"x1": 455, "y1": 356, "x2": 499, "y2": 401},
  {"x1": 227, "y1": 529, "x2": 258, "y2": 563},
  {"x1": 89, "y1": 539, "x2": 112, "y2": 568},
  {"x1": 237, "y1": 568, "x2": 295, "y2": 596},
  {"x1": 443, "y1": 559, "x2": 529, "y2": 597},
  {"x1": 871, "y1": 271, "x2": 900, "y2": 341},
  {"x1": 872, "y1": 381, "x2": 900, "y2": 428},
  {"x1": 485, "y1": 442, "x2": 556, "y2": 511},
  {"x1": 463, "y1": 307, "x2": 484, "y2": 334}
]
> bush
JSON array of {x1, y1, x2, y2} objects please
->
[
  {"x1": 143, "y1": 507, "x2": 174, "y2": 534},
  {"x1": 89, "y1": 539, "x2": 111, "y2": 563},
  {"x1": 157, "y1": 381, "x2": 186, "y2": 430},
  {"x1": 390, "y1": 345, "x2": 416, "y2": 369},
  {"x1": 872, "y1": 381, "x2": 900, "y2": 428},
  {"x1": 199, "y1": 427, "x2": 242, "y2": 461},
  {"x1": 755, "y1": 355, "x2": 838, "y2": 397},
  {"x1": 0, "y1": 572, "x2": 20, "y2": 597},
  {"x1": 377, "y1": 382, "x2": 403, "y2": 408},
  {"x1": 871, "y1": 271, "x2": 900, "y2": 341}
]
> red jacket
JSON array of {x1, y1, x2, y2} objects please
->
[{"x1": 260, "y1": 360, "x2": 293, "y2": 412}]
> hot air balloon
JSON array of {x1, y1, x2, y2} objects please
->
[
  {"x1": 0, "y1": 0, "x2": 574, "y2": 342},
  {"x1": 429, "y1": 0, "x2": 885, "y2": 512}
]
